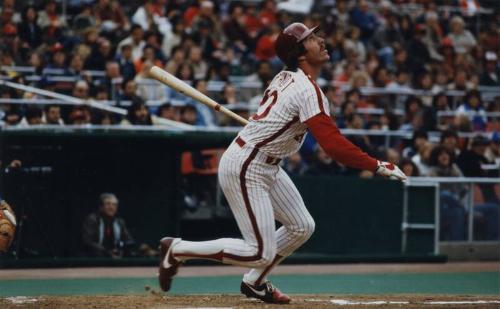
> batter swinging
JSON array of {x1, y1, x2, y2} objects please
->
[{"x1": 159, "y1": 23, "x2": 407, "y2": 304}]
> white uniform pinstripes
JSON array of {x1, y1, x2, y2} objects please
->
[
  {"x1": 172, "y1": 68, "x2": 327, "y2": 282},
  {"x1": 239, "y1": 68, "x2": 330, "y2": 158}
]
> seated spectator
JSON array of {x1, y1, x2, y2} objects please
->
[
  {"x1": 121, "y1": 98, "x2": 155, "y2": 126},
  {"x1": 282, "y1": 152, "x2": 308, "y2": 176},
  {"x1": 43, "y1": 104, "x2": 63, "y2": 125},
  {"x1": 447, "y1": 16, "x2": 476, "y2": 55},
  {"x1": 134, "y1": 45, "x2": 163, "y2": 75},
  {"x1": 135, "y1": 60, "x2": 166, "y2": 101},
  {"x1": 480, "y1": 51, "x2": 499, "y2": 86},
  {"x1": 400, "y1": 158, "x2": 420, "y2": 177},
  {"x1": 307, "y1": 145, "x2": 344, "y2": 176},
  {"x1": 188, "y1": 46, "x2": 208, "y2": 80},
  {"x1": 411, "y1": 141, "x2": 434, "y2": 176},
  {"x1": 117, "y1": 24, "x2": 145, "y2": 62},
  {"x1": 81, "y1": 193, "x2": 135, "y2": 258},
  {"x1": 157, "y1": 103, "x2": 179, "y2": 122},
  {"x1": 220, "y1": 83, "x2": 238, "y2": 105},
  {"x1": 84, "y1": 38, "x2": 113, "y2": 70},
  {"x1": 457, "y1": 135, "x2": 491, "y2": 177},
  {"x1": 427, "y1": 146, "x2": 463, "y2": 178},
  {"x1": 37, "y1": 0, "x2": 67, "y2": 40},
  {"x1": 402, "y1": 130, "x2": 428, "y2": 159},
  {"x1": 180, "y1": 104, "x2": 198, "y2": 125},
  {"x1": 18, "y1": 5, "x2": 42, "y2": 49},
  {"x1": 116, "y1": 44, "x2": 136, "y2": 81},
  {"x1": 457, "y1": 90, "x2": 487, "y2": 131},
  {"x1": 440, "y1": 130, "x2": 461, "y2": 157},
  {"x1": 23, "y1": 107, "x2": 43, "y2": 126},
  {"x1": 120, "y1": 79, "x2": 141, "y2": 102}
]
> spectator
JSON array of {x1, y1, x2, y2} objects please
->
[
  {"x1": 457, "y1": 135, "x2": 491, "y2": 177},
  {"x1": 18, "y1": 5, "x2": 42, "y2": 49},
  {"x1": 400, "y1": 96, "x2": 424, "y2": 131},
  {"x1": 220, "y1": 83, "x2": 238, "y2": 105},
  {"x1": 406, "y1": 24, "x2": 430, "y2": 75},
  {"x1": 188, "y1": 46, "x2": 208, "y2": 80},
  {"x1": 282, "y1": 152, "x2": 309, "y2": 176},
  {"x1": 84, "y1": 38, "x2": 113, "y2": 70},
  {"x1": 157, "y1": 103, "x2": 179, "y2": 122},
  {"x1": 447, "y1": 16, "x2": 476, "y2": 55},
  {"x1": 427, "y1": 146, "x2": 463, "y2": 177},
  {"x1": 116, "y1": 44, "x2": 136, "y2": 81},
  {"x1": 400, "y1": 158, "x2": 420, "y2": 177},
  {"x1": 43, "y1": 104, "x2": 63, "y2": 125},
  {"x1": 81, "y1": 193, "x2": 135, "y2": 258},
  {"x1": 412, "y1": 141, "x2": 434, "y2": 176},
  {"x1": 121, "y1": 98, "x2": 154, "y2": 126},
  {"x1": 440, "y1": 130, "x2": 461, "y2": 156},
  {"x1": 37, "y1": 0, "x2": 67, "y2": 40},
  {"x1": 457, "y1": 90, "x2": 487, "y2": 131},
  {"x1": 120, "y1": 79, "x2": 140, "y2": 102},
  {"x1": 351, "y1": 0, "x2": 378, "y2": 42},
  {"x1": 190, "y1": 79, "x2": 216, "y2": 126},
  {"x1": 165, "y1": 45, "x2": 185, "y2": 75},
  {"x1": 402, "y1": 130, "x2": 428, "y2": 158},
  {"x1": 480, "y1": 51, "x2": 499, "y2": 86},
  {"x1": 94, "y1": 0, "x2": 130, "y2": 36},
  {"x1": 3, "y1": 109, "x2": 21, "y2": 126},
  {"x1": 72, "y1": 80, "x2": 90, "y2": 99},
  {"x1": 134, "y1": 45, "x2": 163, "y2": 74},
  {"x1": 180, "y1": 104, "x2": 198, "y2": 125},
  {"x1": 117, "y1": 24, "x2": 146, "y2": 61},
  {"x1": 426, "y1": 146, "x2": 467, "y2": 241},
  {"x1": 307, "y1": 145, "x2": 344, "y2": 176},
  {"x1": 135, "y1": 60, "x2": 166, "y2": 101},
  {"x1": 24, "y1": 107, "x2": 43, "y2": 126}
]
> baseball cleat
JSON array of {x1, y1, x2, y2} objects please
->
[
  {"x1": 240, "y1": 280, "x2": 291, "y2": 304},
  {"x1": 158, "y1": 237, "x2": 181, "y2": 292}
]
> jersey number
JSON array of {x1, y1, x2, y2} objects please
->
[{"x1": 252, "y1": 89, "x2": 278, "y2": 121}]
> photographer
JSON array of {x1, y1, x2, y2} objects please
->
[{"x1": 81, "y1": 193, "x2": 135, "y2": 258}]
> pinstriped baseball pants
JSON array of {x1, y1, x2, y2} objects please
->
[{"x1": 172, "y1": 141, "x2": 315, "y2": 280}]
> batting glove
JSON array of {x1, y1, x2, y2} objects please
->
[{"x1": 375, "y1": 160, "x2": 407, "y2": 182}]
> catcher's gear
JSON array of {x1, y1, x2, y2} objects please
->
[
  {"x1": 375, "y1": 160, "x2": 407, "y2": 182},
  {"x1": 0, "y1": 200, "x2": 17, "y2": 252}
]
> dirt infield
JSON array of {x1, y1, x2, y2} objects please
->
[{"x1": 2, "y1": 294, "x2": 500, "y2": 308}]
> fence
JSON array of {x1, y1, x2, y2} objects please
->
[{"x1": 403, "y1": 177, "x2": 500, "y2": 255}]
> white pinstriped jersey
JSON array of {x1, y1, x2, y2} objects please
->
[{"x1": 239, "y1": 68, "x2": 330, "y2": 158}]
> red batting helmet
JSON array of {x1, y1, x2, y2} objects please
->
[{"x1": 275, "y1": 23, "x2": 318, "y2": 67}]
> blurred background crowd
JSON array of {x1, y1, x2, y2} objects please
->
[{"x1": 0, "y1": 0, "x2": 498, "y2": 181}]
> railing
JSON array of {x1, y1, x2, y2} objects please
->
[{"x1": 403, "y1": 177, "x2": 500, "y2": 254}]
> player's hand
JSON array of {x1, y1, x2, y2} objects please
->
[{"x1": 375, "y1": 160, "x2": 407, "y2": 182}]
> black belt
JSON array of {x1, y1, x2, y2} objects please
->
[{"x1": 235, "y1": 136, "x2": 281, "y2": 165}]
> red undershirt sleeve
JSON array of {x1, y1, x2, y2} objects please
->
[{"x1": 305, "y1": 113, "x2": 378, "y2": 172}]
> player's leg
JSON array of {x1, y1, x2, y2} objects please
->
[
  {"x1": 169, "y1": 149, "x2": 277, "y2": 268},
  {"x1": 243, "y1": 167, "x2": 315, "y2": 285}
]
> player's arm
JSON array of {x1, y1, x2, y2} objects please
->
[{"x1": 305, "y1": 113, "x2": 407, "y2": 181}]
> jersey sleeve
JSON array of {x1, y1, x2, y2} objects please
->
[
  {"x1": 297, "y1": 76, "x2": 330, "y2": 122},
  {"x1": 305, "y1": 113, "x2": 378, "y2": 171}
]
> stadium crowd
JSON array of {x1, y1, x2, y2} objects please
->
[{"x1": 0, "y1": 0, "x2": 498, "y2": 180}]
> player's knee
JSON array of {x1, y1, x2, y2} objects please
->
[
  {"x1": 289, "y1": 218, "x2": 315, "y2": 243},
  {"x1": 303, "y1": 218, "x2": 315, "y2": 239}
]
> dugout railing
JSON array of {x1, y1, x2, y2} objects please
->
[{"x1": 403, "y1": 177, "x2": 500, "y2": 256}]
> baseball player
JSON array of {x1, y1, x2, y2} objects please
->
[{"x1": 158, "y1": 23, "x2": 407, "y2": 304}]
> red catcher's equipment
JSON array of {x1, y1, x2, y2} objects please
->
[{"x1": 275, "y1": 23, "x2": 318, "y2": 65}]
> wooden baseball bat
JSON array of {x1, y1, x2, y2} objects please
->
[{"x1": 149, "y1": 66, "x2": 249, "y2": 126}]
